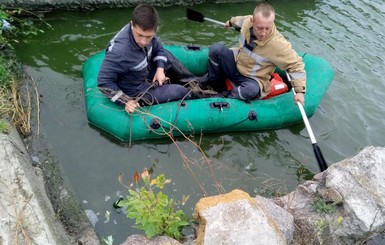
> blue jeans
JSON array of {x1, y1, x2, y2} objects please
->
[{"x1": 208, "y1": 43, "x2": 260, "y2": 100}]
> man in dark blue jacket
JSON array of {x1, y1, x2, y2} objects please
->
[{"x1": 98, "y1": 4, "x2": 206, "y2": 113}]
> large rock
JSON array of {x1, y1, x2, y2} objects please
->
[
  {"x1": 120, "y1": 234, "x2": 182, "y2": 245},
  {"x1": 277, "y1": 146, "x2": 385, "y2": 244},
  {"x1": 321, "y1": 146, "x2": 385, "y2": 244},
  {"x1": 193, "y1": 189, "x2": 294, "y2": 245},
  {"x1": 190, "y1": 147, "x2": 385, "y2": 245}
]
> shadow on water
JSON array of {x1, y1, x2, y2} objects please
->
[{"x1": 13, "y1": 0, "x2": 385, "y2": 243}]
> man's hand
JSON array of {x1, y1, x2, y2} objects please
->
[
  {"x1": 225, "y1": 21, "x2": 231, "y2": 28},
  {"x1": 294, "y1": 92, "x2": 305, "y2": 106},
  {"x1": 153, "y1": 67, "x2": 166, "y2": 86},
  {"x1": 125, "y1": 100, "x2": 140, "y2": 114}
]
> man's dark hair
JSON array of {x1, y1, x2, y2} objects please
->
[{"x1": 132, "y1": 4, "x2": 159, "y2": 31}]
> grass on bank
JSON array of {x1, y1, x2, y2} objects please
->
[
  {"x1": 0, "y1": 52, "x2": 34, "y2": 136},
  {"x1": 0, "y1": 118, "x2": 9, "y2": 133},
  {"x1": 0, "y1": 6, "x2": 49, "y2": 135}
]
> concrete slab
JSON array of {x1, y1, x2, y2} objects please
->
[{"x1": 0, "y1": 121, "x2": 92, "y2": 244}]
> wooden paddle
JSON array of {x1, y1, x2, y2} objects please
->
[
  {"x1": 186, "y1": 9, "x2": 329, "y2": 172},
  {"x1": 186, "y1": 8, "x2": 240, "y2": 31},
  {"x1": 286, "y1": 73, "x2": 328, "y2": 172}
]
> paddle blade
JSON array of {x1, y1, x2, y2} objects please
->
[
  {"x1": 186, "y1": 8, "x2": 205, "y2": 22},
  {"x1": 313, "y1": 143, "x2": 328, "y2": 172}
]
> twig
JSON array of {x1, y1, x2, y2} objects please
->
[
  {"x1": 13, "y1": 194, "x2": 33, "y2": 245},
  {"x1": 136, "y1": 109, "x2": 225, "y2": 195},
  {"x1": 31, "y1": 75, "x2": 40, "y2": 135}
]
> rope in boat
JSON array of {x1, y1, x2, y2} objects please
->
[
  {"x1": 96, "y1": 80, "x2": 260, "y2": 143},
  {"x1": 98, "y1": 79, "x2": 195, "y2": 145}
]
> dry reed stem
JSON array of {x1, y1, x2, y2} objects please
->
[
  {"x1": 10, "y1": 77, "x2": 31, "y2": 136},
  {"x1": 136, "y1": 108, "x2": 225, "y2": 195},
  {"x1": 0, "y1": 74, "x2": 39, "y2": 138},
  {"x1": 29, "y1": 74, "x2": 40, "y2": 135},
  {"x1": 13, "y1": 194, "x2": 33, "y2": 245},
  {"x1": 0, "y1": 85, "x2": 14, "y2": 115}
]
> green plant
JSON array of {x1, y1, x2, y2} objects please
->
[
  {"x1": 0, "y1": 119, "x2": 9, "y2": 133},
  {"x1": 1, "y1": 7, "x2": 52, "y2": 50},
  {"x1": 101, "y1": 235, "x2": 114, "y2": 245},
  {"x1": 0, "y1": 7, "x2": 49, "y2": 136},
  {"x1": 118, "y1": 169, "x2": 189, "y2": 240},
  {"x1": 312, "y1": 194, "x2": 337, "y2": 214},
  {"x1": 1, "y1": 7, "x2": 50, "y2": 83},
  {"x1": 311, "y1": 215, "x2": 344, "y2": 244},
  {"x1": 0, "y1": 55, "x2": 12, "y2": 86},
  {"x1": 296, "y1": 164, "x2": 315, "y2": 182}
]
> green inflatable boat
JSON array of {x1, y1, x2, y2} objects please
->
[{"x1": 82, "y1": 45, "x2": 334, "y2": 142}]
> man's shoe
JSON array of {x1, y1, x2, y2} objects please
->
[
  {"x1": 195, "y1": 73, "x2": 210, "y2": 85},
  {"x1": 180, "y1": 73, "x2": 210, "y2": 86}
]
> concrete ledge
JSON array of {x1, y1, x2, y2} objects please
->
[{"x1": 0, "y1": 121, "x2": 95, "y2": 244}]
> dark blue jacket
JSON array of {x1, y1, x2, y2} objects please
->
[{"x1": 97, "y1": 23, "x2": 167, "y2": 99}]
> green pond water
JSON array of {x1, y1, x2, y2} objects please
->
[{"x1": 14, "y1": 0, "x2": 385, "y2": 243}]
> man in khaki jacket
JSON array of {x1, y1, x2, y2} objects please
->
[{"x1": 208, "y1": 2, "x2": 306, "y2": 105}]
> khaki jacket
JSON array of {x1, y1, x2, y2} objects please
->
[{"x1": 230, "y1": 15, "x2": 306, "y2": 97}]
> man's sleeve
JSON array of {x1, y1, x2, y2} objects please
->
[
  {"x1": 229, "y1": 15, "x2": 248, "y2": 29},
  {"x1": 152, "y1": 37, "x2": 168, "y2": 69},
  {"x1": 97, "y1": 50, "x2": 128, "y2": 105},
  {"x1": 272, "y1": 40, "x2": 306, "y2": 93}
]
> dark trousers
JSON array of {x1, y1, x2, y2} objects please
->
[
  {"x1": 142, "y1": 50, "x2": 193, "y2": 105},
  {"x1": 141, "y1": 84, "x2": 191, "y2": 105},
  {"x1": 208, "y1": 43, "x2": 260, "y2": 100}
]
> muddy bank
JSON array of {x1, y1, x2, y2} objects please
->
[
  {"x1": 0, "y1": 121, "x2": 68, "y2": 244},
  {"x1": 4, "y1": 74, "x2": 101, "y2": 244}
]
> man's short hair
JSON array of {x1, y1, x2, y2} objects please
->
[
  {"x1": 253, "y1": 2, "x2": 275, "y2": 19},
  {"x1": 132, "y1": 4, "x2": 159, "y2": 31}
]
